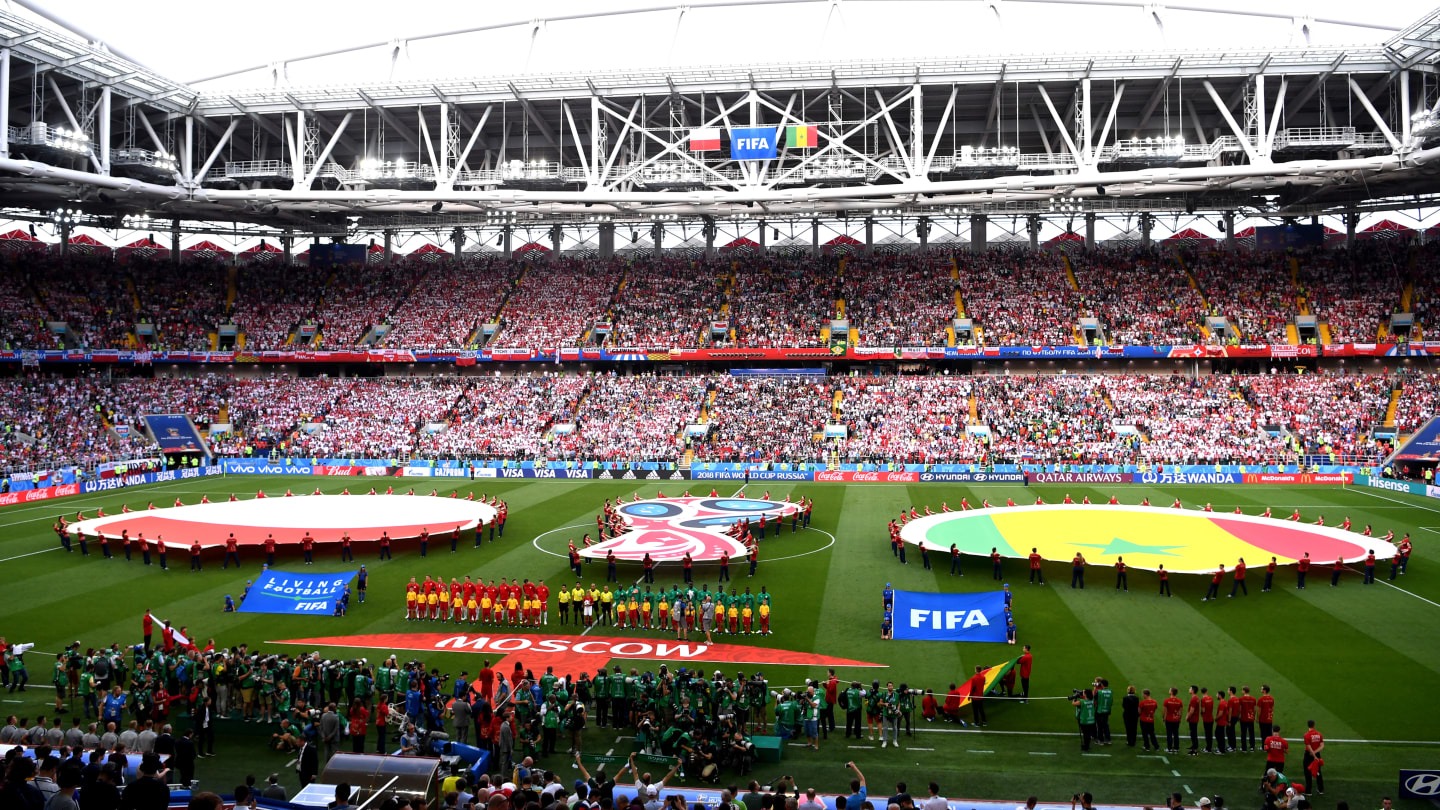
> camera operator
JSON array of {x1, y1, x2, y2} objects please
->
[{"x1": 1072, "y1": 688, "x2": 1098, "y2": 752}]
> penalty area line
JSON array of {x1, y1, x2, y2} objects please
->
[
  {"x1": 1345, "y1": 485, "x2": 1440, "y2": 515},
  {"x1": 0, "y1": 547, "x2": 61, "y2": 564}
]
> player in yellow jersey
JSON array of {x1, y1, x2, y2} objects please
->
[
  {"x1": 557, "y1": 587, "x2": 571, "y2": 625},
  {"x1": 727, "y1": 603, "x2": 739, "y2": 634},
  {"x1": 741, "y1": 604, "x2": 753, "y2": 634},
  {"x1": 505, "y1": 594, "x2": 520, "y2": 624},
  {"x1": 758, "y1": 601, "x2": 771, "y2": 635},
  {"x1": 406, "y1": 588, "x2": 418, "y2": 620},
  {"x1": 481, "y1": 594, "x2": 494, "y2": 623},
  {"x1": 466, "y1": 595, "x2": 479, "y2": 622}
]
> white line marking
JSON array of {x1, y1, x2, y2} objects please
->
[
  {"x1": 1028, "y1": 752, "x2": 1057, "y2": 756},
  {"x1": 909, "y1": 727, "x2": 1440, "y2": 746},
  {"x1": 1368, "y1": 575, "x2": 1440, "y2": 609},
  {"x1": 1346, "y1": 485, "x2": 1440, "y2": 514},
  {"x1": 908, "y1": 747, "x2": 935, "y2": 751},
  {"x1": 1161, "y1": 756, "x2": 1170, "y2": 765},
  {"x1": 1082, "y1": 753, "x2": 1111, "y2": 758},
  {"x1": 1171, "y1": 770, "x2": 1182, "y2": 777},
  {"x1": 847, "y1": 745, "x2": 875, "y2": 750},
  {"x1": 966, "y1": 749, "x2": 994, "y2": 754},
  {"x1": 0, "y1": 547, "x2": 60, "y2": 564},
  {"x1": 0, "y1": 480, "x2": 201, "y2": 525},
  {"x1": 1137, "y1": 756, "x2": 1166, "y2": 761},
  {"x1": 1183, "y1": 786, "x2": 1193, "y2": 795}
]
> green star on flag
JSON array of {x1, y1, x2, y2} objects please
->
[{"x1": 1074, "y1": 537, "x2": 1184, "y2": 557}]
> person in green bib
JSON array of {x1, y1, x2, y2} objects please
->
[
  {"x1": 1073, "y1": 688, "x2": 1098, "y2": 751},
  {"x1": 1094, "y1": 678, "x2": 1114, "y2": 745}
]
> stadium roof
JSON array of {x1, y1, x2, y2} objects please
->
[
  {"x1": 23, "y1": 1, "x2": 1435, "y2": 90},
  {"x1": 4, "y1": 0, "x2": 1440, "y2": 237}
]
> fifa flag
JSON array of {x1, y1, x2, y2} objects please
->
[
  {"x1": 689, "y1": 127, "x2": 721, "y2": 152},
  {"x1": 786, "y1": 125, "x2": 819, "y2": 148},
  {"x1": 891, "y1": 589, "x2": 1008, "y2": 642},
  {"x1": 239, "y1": 569, "x2": 356, "y2": 615},
  {"x1": 951, "y1": 656, "x2": 1020, "y2": 709}
]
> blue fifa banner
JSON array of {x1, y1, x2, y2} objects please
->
[
  {"x1": 892, "y1": 590, "x2": 1008, "y2": 643},
  {"x1": 730, "y1": 127, "x2": 780, "y2": 160},
  {"x1": 240, "y1": 569, "x2": 356, "y2": 614}
]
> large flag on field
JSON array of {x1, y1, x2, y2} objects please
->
[{"x1": 951, "y1": 656, "x2": 1019, "y2": 709}]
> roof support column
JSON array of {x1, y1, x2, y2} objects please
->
[
  {"x1": 1027, "y1": 215, "x2": 1041, "y2": 251},
  {"x1": 99, "y1": 86, "x2": 110, "y2": 175},
  {"x1": 1202, "y1": 80, "x2": 1261, "y2": 163},
  {"x1": 383, "y1": 230, "x2": 394, "y2": 266},
  {"x1": 970, "y1": 214, "x2": 987, "y2": 253},
  {"x1": 1081, "y1": 78, "x2": 1093, "y2": 167},
  {"x1": 1085, "y1": 212, "x2": 1096, "y2": 249},
  {"x1": 863, "y1": 217, "x2": 873, "y2": 257},
  {"x1": 0, "y1": 50, "x2": 10, "y2": 159},
  {"x1": 810, "y1": 219, "x2": 819, "y2": 258},
  {"x1": 1141, "y1": 213, "x2": 1154, "y2": 249},
  {"x1": 1401, "y1": 70, "x2": 1412, "y2": 144},
  {"x1": 1222, "y1": 212, "x2": 1234, "y2": 251},
  {"x1": 1347, "y1": 76, "x2": 1401, "y2": 151}
]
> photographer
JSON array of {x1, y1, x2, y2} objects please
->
[{"x1": 1072, "y1": 688, "x2": 1098, "y2": 752}]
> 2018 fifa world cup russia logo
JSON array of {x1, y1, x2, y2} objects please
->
[{"x1": 580, "y1": 497, "x2": 802, "y2": 562}]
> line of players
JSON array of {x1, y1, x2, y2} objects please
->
[{"x1": 401, "y1": 575, "x2": 775, "y2": 635}]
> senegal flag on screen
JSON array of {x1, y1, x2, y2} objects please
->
[
  {"x1": 786, "y1": 125, "x2": 819, "y2": 148},
  {"x1": 953, "y1": 656, "x2": 1019, "y2": 708}
]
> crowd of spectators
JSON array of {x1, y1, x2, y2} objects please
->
[
  {"x1": 843, "y1": 255, "x2": 956, "y2": 346},
  {"x1": 493, "y1": 260, "x2": 623, "y2": 348},
  {"x1": 26, "y1": 256, "x2": 134, "y2": 349},
  {"x1": 835, "y1": 376, "x2": 987, "y2": 464},
  {"x1": 0, "y1": 375, "x2": 131, "y2": 474},
  {"x1": 381, "y1": 259, "x2": 517, "y2": 350},
  {"x1": 607, "y1": 259, "x2": 726, "y2": 348},
  {"x1": 973, "y1": 374, "x2": 1133, "y2": 465},
  {"x1": 1237, "y1": 372, "x2": 1391, "y2": 460},
  {"x1": 419, "y1": 375, "x2": 588, "y2": 460},
  {"x1": 2, "y1": 368, "x2": 1433, "y2": 473},
  {"x1": 694, "y1": 377, "x2": 832, "y2": 463},
  {"x1": 1183, "y1": 250, "x2": 1295, "y2": 343},
  {"x1": 1396, "y1": 370, "x2": 1440, "y2": 434},
  {"x1": 0, "y1": 268, "x2": 48, "y2": 351},
  {"x1": 294, "y1": 378, "x2": 468, "y2": 459},
  {"x1": 310, "y1": 264, "x2": 416, "y2": 348},
  {"x1": 571, "y1": 374, "x2": 706, "y2": 461},
  {"x1": 1070, "y1": 250, "x2": 1207, "y2": 345},
  {"x1": 955, "y1": 251, "x2": 1079, "y2": 345},
  {"x1": 1295, "y1": 246, "x2": 1406, "y2": 344},
  {"x1": 1104, "y1": 375, "x2": 1284, "y2": 465},
  {"x1": 128, "y1": 258, "x2": 228, "y2": 351},
  {"x1": 727, "y1": 258, "x2": 837, "y2": 348},
  {"x1": 232, "y1": 263, "x2": 329, "y2": 351}
]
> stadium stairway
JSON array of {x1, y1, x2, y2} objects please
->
[
  {"x1": 1385, "y1": 385, "x2": 1402, "y2": 428},
  {"x1": 1285, "y1": 322, "x2": 1300, "y2": 344},
  {"x1": 831, "y1": 389, "x2": 843, "y2": 420},
  {"x1": 1318, "y1": 322, "x2": 1333, "y2": 344},
  {"x1": 224, "y1": 266, "x2": 238, "y2": 312},
  {"x1": 1062, "y1": 255, "x2": 1081, "y2": 291},
  {"x1": 968, "y1": 393, "x2": 978, "y2": 425}
]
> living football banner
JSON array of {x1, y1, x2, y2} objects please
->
[
  {"x1": 240, "y1": 569, "x2": 356, "y2": 615},
  {"x1": 951, "y1": 656, "x2": 1020, "y2": 708},
  {"x1": 891, "y1": 589, "x2": 1008, "y2": 642}
]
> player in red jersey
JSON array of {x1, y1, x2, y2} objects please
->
[{"x1": 1162, "y1": 688, "x2": 1183, "y2": 753}]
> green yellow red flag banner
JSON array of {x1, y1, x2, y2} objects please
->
[{"x1": 953, "y1": 656, "x2": 1019, "y2": 708}]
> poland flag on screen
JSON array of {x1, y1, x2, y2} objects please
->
[{"x1": 690, "y1": 128, "x2": 721, "y2": 151}]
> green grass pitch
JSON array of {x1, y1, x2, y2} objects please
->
[{"x1": 3, "y1": 476, "x2": 1438, "y2": 808}]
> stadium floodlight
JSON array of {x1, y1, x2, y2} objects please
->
[
  {"x1": 51, "y1": 207, "x2": 81, "y2": 226},
  {"x1": 122, "y1": 213, "x2": 153, "y2": 229},
  {"x1": 1106, "y1": 135, "x2": 1185, "y2": 166}
]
